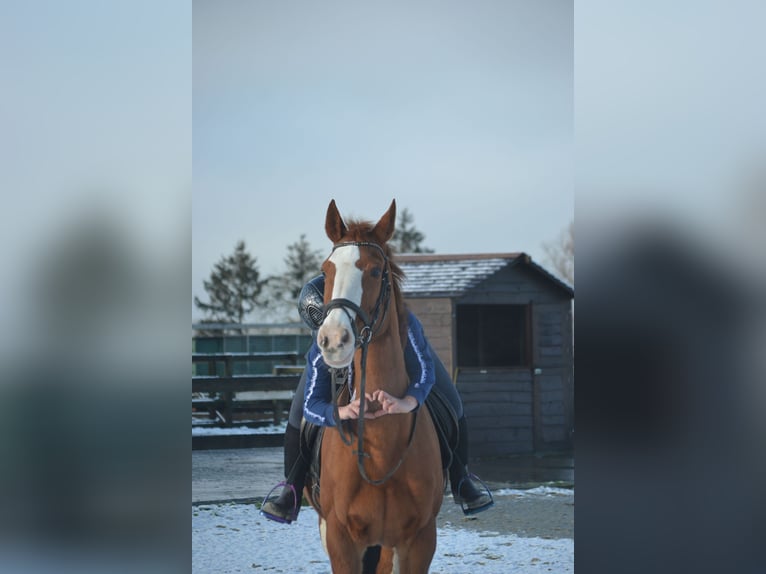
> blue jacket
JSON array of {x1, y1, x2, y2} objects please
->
[{"x1": 303, "y1": 311, "x2": 435, "y2": 427}]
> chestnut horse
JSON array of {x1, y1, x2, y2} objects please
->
[{"x1": 305, "y1": 199, "x2": 443, "y2": 574}]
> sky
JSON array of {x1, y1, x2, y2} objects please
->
[{"x1": 192, "y1": 0, "x2": 573, "y2": 321}]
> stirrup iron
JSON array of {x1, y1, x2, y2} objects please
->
[
  {"x1": 260, "y1": 481, "x2": 299, "y2": 524},
  {"x1": 454, "y1": 473, "x2": 494, "y2": 516}
]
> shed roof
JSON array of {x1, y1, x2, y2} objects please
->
[{"x1": 396, "y1": 252, "x2": 574, "y2": 298}]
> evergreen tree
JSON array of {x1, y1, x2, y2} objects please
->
[
  {"x1": 391, "y1": 208, "x2": 434, "y2": 254},
  {"x1": 270, "y1": 234, "x2": 324, "y2": 320},
  {"x1": 194, "y1": 240, "x2": 268, "y2": 324}
]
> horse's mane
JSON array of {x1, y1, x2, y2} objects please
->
[{"x1": 343, "y1": 219, "x2": 408, "y2": 346}]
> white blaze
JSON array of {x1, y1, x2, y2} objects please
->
[
  {"x1": 316, "y1": 245, "x2": 364, "y2": 367},
  {"x1": 325, "y1": 245, "x2": 363, "y2": 329}
]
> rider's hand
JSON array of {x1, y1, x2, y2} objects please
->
[
  {"x1": 369, "y1": 390, "x2": 418, "y2": 416},
  {"x1": 337, "y1": 394, "x2": 375, "y2": 420}
]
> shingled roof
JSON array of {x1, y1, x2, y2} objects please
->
[{"x1": 395, "y1": 252, "x2": 574, "y2": 298}]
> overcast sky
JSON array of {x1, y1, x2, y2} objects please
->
[{"x1": 192, "y1": 0, "x2": 573, "y2": 320}]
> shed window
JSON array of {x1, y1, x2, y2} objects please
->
[{"x1": 457, "y1": 304, "x2": 529, "y2": 367}]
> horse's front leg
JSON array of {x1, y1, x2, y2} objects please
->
[
  {"x1": 394, "y1": 518, "x2": 437, "y2": 574},
  {"x1": 324, "y1": 514, "x2": 365, "y2": 574},
  {"x1": 374, "y1": 546, "x2": 394, "y2": 574}
]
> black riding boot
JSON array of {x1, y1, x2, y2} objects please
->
[
  {"x1": 261, "y1": 424, "x2": 308, "y2": 524},
  {"x1": 449, "y1": 417, "x2": 493, "y2": 515}
]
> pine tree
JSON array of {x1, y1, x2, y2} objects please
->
[
  {"x1": 391, "y1": 208, "x2": 434, "y2": 254},
  {"x1": 270, "y1": 234, "x2": 324, "y2": 320},
  {"x1": 194, "y1": 240, "x2": 268, "y2": 324}
]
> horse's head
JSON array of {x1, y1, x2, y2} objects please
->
[{"x1": 317, "y1": 199, "x2": 397, "y2": 368}]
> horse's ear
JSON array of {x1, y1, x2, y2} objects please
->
[
  {"x1": 371, "y1": 199, "x2": 396, "y2": 244},
  {"x1": 325, "y1": 199, "x2": 347, "y2": 242}
]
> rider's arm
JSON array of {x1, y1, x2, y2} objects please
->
[
  {"x1": 402, "y1": 312, "x2": 436, "y2": 406},
  {"x1": 370, "y1": 314, "x2": 435, "y2": 415},
  {"x1": 303, "y1": 343, "x2": 339, "y2": 427}
]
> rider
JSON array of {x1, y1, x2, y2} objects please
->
[{"x1": 261, "y1": 275, "x2": 493, "y2": 523}]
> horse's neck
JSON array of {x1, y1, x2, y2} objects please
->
[
  {"x1": 353, "y1": 311, "x2": 413, "y2": 457},
  {"x1": 354, "y1": 312, "x2": 408, "y2": 397}
]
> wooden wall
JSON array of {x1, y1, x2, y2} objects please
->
[
  {"x1": 406, "y1": 262, "x2": 573, "y2": 456},
  {"x1": 458, "y1": 263, "x2": 566, "y2": 306},
  {"x1": 456, "y1": 369, "x2": 534, "y2": 456},
  {"x1": 533, "y1": 302, "x2": 574, "y2": 447},
  {"x1": 404, "y1": 297, "x2": 455, "y2": 376}
]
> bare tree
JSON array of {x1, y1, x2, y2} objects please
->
[{"x1": 543, "y1": 220, "x2": 574, "y2": 285}]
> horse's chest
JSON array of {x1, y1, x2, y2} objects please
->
[{"x1": 344, "y1": 489, "x2": 422, "y2": 545}]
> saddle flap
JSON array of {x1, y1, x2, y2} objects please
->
[{"x1": 424, "y1": 388, "x2": 459, "y2": 470}]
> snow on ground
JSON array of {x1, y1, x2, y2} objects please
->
[
  {"x1": 192, "y1": 501, "x2": 573, "y2": 574},
  {"x1": 192, "y1": 422, "x2": 288, "y2": 436},
  {"x1": 493, "y1": 486, "x2": 574, "y2": 497}
]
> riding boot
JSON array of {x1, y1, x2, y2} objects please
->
[
  {"x1": 283, "y1": 422, "x2": 301, "y2": 476},
  {"x1": 449, "y1": 416, "x2": 493, "y2": 515},
  {"x1": 261, "y1": 424, "x2": 308, "y2": 524}
]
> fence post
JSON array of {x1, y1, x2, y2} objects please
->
[
  {"x1": 272, "y1": 399, "x2": 280, "y2": 425},
  {"x1": 223, "y1": 355, "x2": 234, "y2": 427}
]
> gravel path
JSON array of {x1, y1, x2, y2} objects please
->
[{"x1": 438, "y1": 489, "x2": 574, "y2": 540}]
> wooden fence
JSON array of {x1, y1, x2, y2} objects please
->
[{"x1": 192, "y1": 352, "x2": 302, "y2": 428}]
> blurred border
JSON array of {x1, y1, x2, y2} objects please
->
[
  {"x1": 4, "y1": 1, "x2": 765, "y2": 572},
  {"x1": 576, "y1": 1, "x2": 766, "y2": 573},
  {"x1": 0, "y1": 1, "x2": 190, "y2": 572}
]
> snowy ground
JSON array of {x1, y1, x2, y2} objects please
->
[
  {"x1": 192, "y1": 492, "x2": 573, "y2": 574},
  {"x1": 192, "y1": 422, "x2": 288, "y2": 436}
]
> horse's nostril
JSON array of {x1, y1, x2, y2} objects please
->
[
  {"x1": 341, "y1": 331, "x2": 350, "y2": 345},
  {"x1": 319, "y1": 335, "x2": 329, "y2": 349}
]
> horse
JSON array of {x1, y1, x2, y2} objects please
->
[{"x1": 304, "y1": 199, "x2": 443, "y2": 574}]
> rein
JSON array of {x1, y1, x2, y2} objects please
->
[
  {"x1": 330, "y1": 344, "x2": 419, "y2": 486},
  {"x1": 326, "y1": 241, "x2": 417, "y2": 486}
]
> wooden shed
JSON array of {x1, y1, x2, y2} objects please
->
[{"x1": 397, "y1": 253, "x2": 574, "y2": 456}]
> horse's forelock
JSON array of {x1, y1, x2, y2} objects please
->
[
  {"x1": 341, "y1": 219, "x2": 404, "y2": 284},
  {"x1": 341, "y1": 218, "x2": 374, "y2": 241}
]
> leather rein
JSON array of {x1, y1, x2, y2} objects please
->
[{"x1": 325, "y1": 241, "x2": 418, "y2": 486}]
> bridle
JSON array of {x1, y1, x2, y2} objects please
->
[
  {"x1": 323, "y1": 241, "x2": 392, "y2": 348},
  {"x1": 324, "y1": 241, "x2": 418, "y2": 486}
]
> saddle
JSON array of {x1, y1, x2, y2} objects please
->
[{"x1": 301, "y1": 386, "x2": 459, "y2": 512}]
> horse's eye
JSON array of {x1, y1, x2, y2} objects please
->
[{"x1": 370, "y1": 267, "x2": 382, "y2": 278}]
